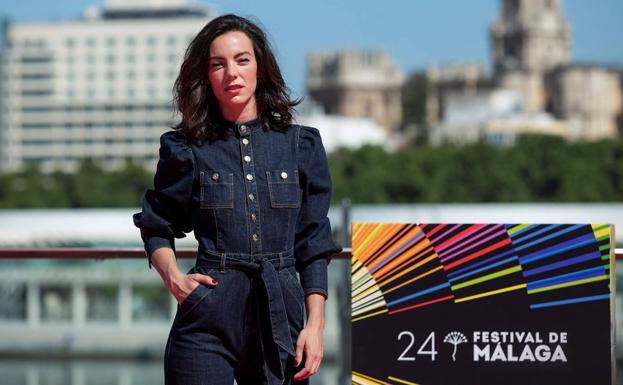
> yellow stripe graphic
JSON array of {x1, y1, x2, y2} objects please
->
[
  {"x1": 451, "y1": 265, "x2": 522, "y2": 291},
  {"x1": 508, "y1": 224, "x2": 529, "y2": 235},
  {"x1": 455, "y1": 283, "x2": 527, "y2": 303},
  {"x1": 387, "y1": 376, "x2": 420, "y2": 385},
  {"x1": 352, "y1": 308, "x2": 388, "y2": 323},
  {"x1": 527, "y1": 275, "x2": 608, "y2": 294}
]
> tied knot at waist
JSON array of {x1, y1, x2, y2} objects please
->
[{"x1": 195, "y1": 249, "x2": 298, "y2": 383}]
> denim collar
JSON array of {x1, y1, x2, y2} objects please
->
[{"x1": 226, "y1": 117, "x2": 263, "y2": 138}]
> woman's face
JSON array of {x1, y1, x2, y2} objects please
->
[{"x1": 207, "y1": 31, "x2": 258, "y2": 120}]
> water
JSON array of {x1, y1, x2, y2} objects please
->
[{"x1": 0, "y1": 358, "x2": 339, "y2": 385}]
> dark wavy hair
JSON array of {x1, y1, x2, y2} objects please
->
[{"x1": 173, "y1": 14, "x2": 300, "y2": 142}]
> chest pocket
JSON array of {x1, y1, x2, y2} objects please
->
[
  {"x1": 266, "y1": 169, "x2": 301, "y2": 208},
  {"x1": 200, "y1": 170, "x2": 234, "y2": 209}
]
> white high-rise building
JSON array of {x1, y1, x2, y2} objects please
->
[{"x1": 0, "y1": 0, "x2": 215, "y2": 171}]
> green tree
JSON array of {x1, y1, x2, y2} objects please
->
[{"x1": 402, "y1": 71, "x2": 430, "y2": 144}]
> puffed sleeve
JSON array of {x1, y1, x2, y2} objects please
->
[
  {"x1": 295, "y1": 126, "x2": 343, "y2": 298},
  {"x1": 133, "y1": 130, "x2": 195, "y2": 268}
]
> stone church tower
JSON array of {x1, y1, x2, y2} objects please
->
[
  {"x1": 490, "y1": 0, "x2": 571, "y2": 112},
  {"x1": 306, "y1": 51, "x2": 404, "y2": 135}
]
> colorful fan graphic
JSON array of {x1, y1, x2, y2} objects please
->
[{"x1": 352, "y1": 223, "x2": 614, "y2": 385}]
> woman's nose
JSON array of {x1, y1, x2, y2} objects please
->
[{"x1": 225, "y1": 63, "x2": 238, "y2": 79}]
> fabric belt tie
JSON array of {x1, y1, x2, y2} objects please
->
[{"x1": 196, "y1": 250, "x2": 297, "y2": 383}]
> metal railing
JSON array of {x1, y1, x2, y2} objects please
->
[
  {"x1": 0, "y1": 248, "x2": 353, "y2": 260},
  {"x1": 0, "y1": 247, "x2": 618, "y2": 260},
  {"x1": 0, "y1": 247, "x2": 620, "y2": 385}
]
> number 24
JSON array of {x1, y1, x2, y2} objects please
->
[{"x1": 397, "y1": 331, "x2": 438, "y2": 361}]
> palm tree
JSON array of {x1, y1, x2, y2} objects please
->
[{"x1": 444, "y1": 331, "x2": 467, "y2": 361}]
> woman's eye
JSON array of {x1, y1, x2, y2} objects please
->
[
  {"x1": 211, "y1": 62, "x2": 223, "y2": 68},
  {"x1": 239, "y1": 58, "x2": 250, "y2": 64}
]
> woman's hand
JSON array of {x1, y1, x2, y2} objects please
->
[
  {"x1": 167, "y1": 271, "x2": 218, "y2": 305},
  {"x1": 149, "y1": 247, "x2": 218, "y2": 304},
  {"x1": 293, "y1": 293, "x2": 326, "y2": 382}
]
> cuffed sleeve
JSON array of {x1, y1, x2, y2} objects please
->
[
  {"x1": 298, "y1": 256, "x2": 329, "y2": 298},
  {"x1": 132, "y1": 131, "x2": 195, "y2": 268},
  {"x1": 294, "y1": 126, "x2": 342, "y2": 298}
]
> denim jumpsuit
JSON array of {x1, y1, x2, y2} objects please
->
[{"x1": 133, "y1": 118, "x2": 342, "y2": 385}]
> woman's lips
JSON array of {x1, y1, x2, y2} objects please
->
[{"x1": 225, "y1": 84, "x2": 243, "y2": 92}]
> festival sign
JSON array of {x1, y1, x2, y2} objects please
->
[{"x1": 351, "y1": 224, "x2": 615, "y2": 385}]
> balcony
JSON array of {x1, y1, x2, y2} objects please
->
[{"x1": 0, "y1": 248, "x2": 352, "y2": 385}]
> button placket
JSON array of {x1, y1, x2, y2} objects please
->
[{"x1": 238, "y1": 127, "x2": 261, "y2": 253}]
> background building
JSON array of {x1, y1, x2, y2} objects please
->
[
  {"x1": 427, "y1": 0, "x2": 623, "y2": 145},
  {"x1": 306, "y1": 50, "x2": 404, "y2": 135},
  {"x1": 491, "y1": 0, "x2": 571, "y2": 113},
  {"x1": 295, "y1": 100, "x2": 390, "y2": 153},
  {"x1": 0, "y1": 0, "x2": 214, "y2": 172},
  {"x1": 546, "y1": 64, "x2": 623, "y2": 140}
]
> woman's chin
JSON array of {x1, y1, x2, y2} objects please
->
[{"x1": 221, "y1": 95, "x2": 253, "y2": 108}]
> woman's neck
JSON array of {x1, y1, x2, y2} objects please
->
[{"x1": 220, "y1": 98, "x2": 258, "y2": 123}]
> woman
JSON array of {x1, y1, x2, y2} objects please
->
[{"x1": 133, "y1": 14, "x2": 341, "y2": 385}]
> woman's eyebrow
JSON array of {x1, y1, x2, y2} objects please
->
[{"x1": 209, "y1": 51, "x2": 252, "y2": 60}]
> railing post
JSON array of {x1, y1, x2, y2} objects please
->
[
  {"x1": 73, "y1": 282, "x2": 86, "y2": 328},
  {"x1": 26, "y1": 282, "x2": 40, "y2": 328},
  {"x1": 119, "y1": 282, "x2": 132, "y2": 329},
  {"x1": 339, "y1": 198, "x2": 352, "y2": 385},
  {"x1": 341, "y1": 198, "x2": 351, "y2": 248}
]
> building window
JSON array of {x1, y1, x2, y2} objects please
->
[
  {"x1": 40, "y1": 286, "x2": 72, "y2": 322},
  {"x1": 86, "y1": 286, "x2": 119, "y2": 322},
  {"x1": 0, "y1": 283, "x2": 27, "y2": 321},
  {"x1": 132, "y1": 285, "x2": 170, "y2": 321}
]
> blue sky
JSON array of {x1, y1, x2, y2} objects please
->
[{"x1": 3, "y1": 0, "x2": 623, "y2": 97}]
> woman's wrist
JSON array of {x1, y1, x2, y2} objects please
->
[
  {"x1": 150, "y1": 247, "x2": 183, "y2": 288},
  {"x1": 305, "y1": 316, "x2": 325, "y2": 331},
  {"x1": 305, "y1": 293, "x2": 326, "y2": 330}
]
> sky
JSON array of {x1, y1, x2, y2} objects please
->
[{"x1": 3, "y1": 0, "x2": 623, "y2": 97}]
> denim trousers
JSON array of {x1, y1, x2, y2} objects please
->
[{"x1": 164, "y1": 249, "x2": 309, "y2": 385}]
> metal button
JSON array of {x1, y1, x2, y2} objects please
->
[
  {"x1": 248, "y1": 193, "x2": 255, "y2": 201},
  {"x1": 239, "y1": 124, "x2": 247, "y2": 133},
  {"x1": 242, "y1": 138, "x2": 249, "y2": 145},
  {"x1": 251, "y1": 234, "x2": 258, "y2": 241},
  {"x1": 280, "y1": 171, "x2": 288, "y2": 179},
  {"x1": 211, "y1": 172, "x2": 219, "y2": 181},
  {"x1": 251, "y1": 213, "x2": 257, "y2": 222},
  {"x1": 246, "y1": 174, "x2": 253, "y2": 181},
  {"x1": 244, "y1": 155, "x2": 251, "y2": 163}
]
